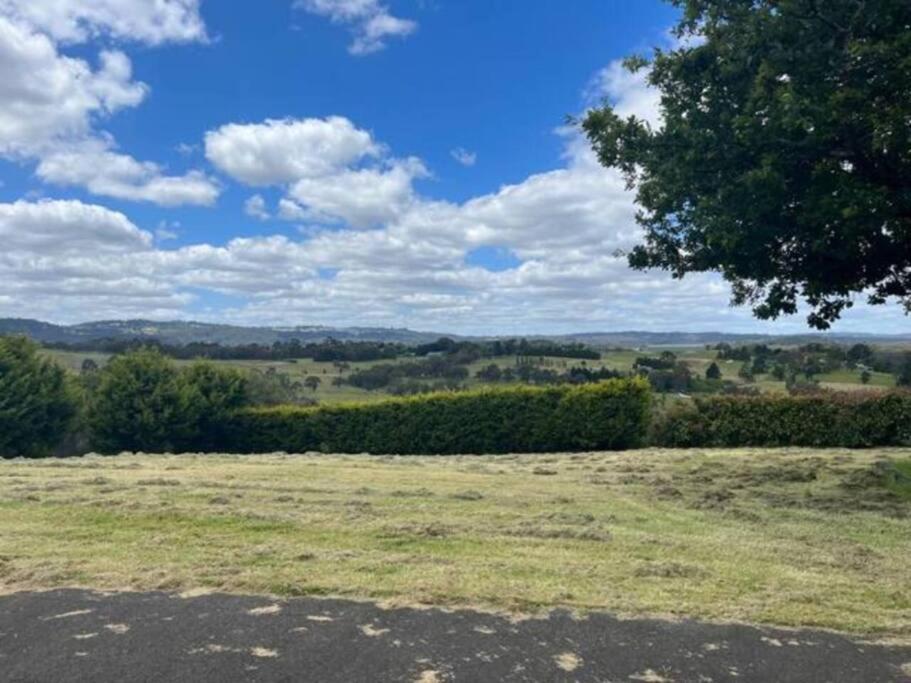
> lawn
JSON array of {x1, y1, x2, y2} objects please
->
[{"x1": 1, "y1": 449, "x2": 909, "y2": 640}]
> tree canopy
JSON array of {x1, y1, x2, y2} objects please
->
[
  {"x1": 583, "y1": 0, "x2": 911, "y2": 328},
  {"x1": 0, "y1": 336, "x2": 76, "y2": 457}
]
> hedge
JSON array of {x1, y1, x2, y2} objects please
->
[
  {"x1": 651, "y1": 392, "x2": 911, "y2": 448},
  {"x1": 224, "y1": 378, "x2": 651, "y2": 454}
]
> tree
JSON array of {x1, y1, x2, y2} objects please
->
[
  {"x1": 897, "y1": 353, "x2": 911, "y2": 387},
  {"x1": 860, "y1": 370, "x2": 872, "y2": 385},
  {"x1": 705, "y1": 362, "x2": 722, "y2": 380},
  {"x1": 738, "y1": 362, "x2": 755, "y2": 383},
  {"x1": 802, "y1": 358, "x2": 824, "y2": 381},
  {"x1": 88, "y1": 348, "x2": 194, "y2": 453},
  {"x1": 178, "y1": 362, "x2": 248, "y2": 451},
  {"x1": 304, "y1": 375, "x2": 322, "y2": 392},
  {"x1": 0, "y1": 336, "x2": 76, "y2": 457},
  {"x1": 583, "y1": 0, "x2": 911, "y2": 329},
  {"x1": 846, "y1": 343, "x2": 873, "y2": 367},
  {"x1": 475, "y1": 364, "x2": 503, "y2": 382}
]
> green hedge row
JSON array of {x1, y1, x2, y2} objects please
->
[
  {"x1": 652, "y1": 392, "x2": 911, "y2": 448},
  {"x1": 225, "y1": 378, "x2": 652, "y2": 454}
]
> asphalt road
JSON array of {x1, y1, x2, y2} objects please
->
[{"x1": 0, "y1": 589, "x2": 908, "y2": 682}]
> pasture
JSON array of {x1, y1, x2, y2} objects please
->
[
  {"x1": 41, "y1": 346, "x2": 897, "y2": 407},
  {"x1": 1, "y1": 448, "x2": 909, "y2": 640}
]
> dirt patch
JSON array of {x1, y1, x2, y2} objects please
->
[{"x1": 554, "y1": 651, "x2": 582, "y2": 672}]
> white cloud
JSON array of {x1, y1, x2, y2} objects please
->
[
  {"x1": 450, "y1": 147, "x2": 477, "y2": 167},
  {"x1": 205, "y1": 116, "x2": 380, "y2": 186},
  {"x1": 244, "y1": 194, "x2": 271, "y2": 221},
  {"x1": 2, "y1": 192, "x2": 905, "y2": 333},
  {"x1": 278, "y1": 198, "x2": 309, "y2": 222},
  {"x1": 287, "y1": 157, "x2": 427, "y2": 227},
  {"x1": 0, "y1": 199, "x2": 151, "y2": 254},
  {"x1": 293, "y1": 0, "x2": 416, "y2": 55},
  {"x1": 0, "y1": 0, "x2": 207, "y2": 45},
  {"x1": 586, "y1": 59, "x2": 662, "y2": 128},
  {"x1": 0, "y1": 19, "x2": 146, "y2": 156},
  {"x1": 175, "y1": 142, "x2": 199, "y2": 156},
  {"x1": 155, "y1": 221, "x2": 180, "y2": 241},
  {"x1": 208, "y1": 116, "x2": 426, "y2": 228},
  {"x1": 0, "y1": 4, "x2": 217, "y2": 206},
  {"x1": 3, "y1": 55, "x2": 907, "y2": 334},
  {"x1": 36, "y1": 138, "x2": 220, "y2": 206}
]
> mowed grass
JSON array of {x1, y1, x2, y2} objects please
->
[{"x1": 1, "y1": 449, "x2": 909, "y2": 639}]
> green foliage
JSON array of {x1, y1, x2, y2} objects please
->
[
  {"x1": 0, "y1": 336, "x2": 77, "y2": 457},
  {"x1": 705, "y1": 362, "x2": 722, "y2": 380},
  {"x1": 178, "y1": 362, "x2": 248, "y2": 451},
  {"x1": 897, "y1": 353, "x2": 911, "y2": 387},
  {"x1": 652, "y1": 393, "x2": 911, "y2": 448},
  {"x1": 88, "y1": 349, "x2": 248, "y2": 453},
  {"x1": 226, "y1": 378, "x2": 651, "y2": 455},
  {"x1": 88, "y1": 348, "x2": 190, "y2": 453},
  {"x1": 583, "y1": 0, "x2": 911, "y2": 329},
  {"x1": 245, "y1": 368, "x2": 310, "y2": 406}
]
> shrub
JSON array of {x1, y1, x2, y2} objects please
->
[
  {"x1": 88, "y1": 349, "x2": 248, "y2": 453},
  {"x1": 225, "y1": 378, "x2": 651, "y2": 455},
  {"x1": 0, "y1": 336, "x2": 77, "y2": 457},
  {"x1": 178, "y1": 362, "x2": 248, "y2": 451},
  {"x1": 651, "y1": 393, "x2": 911, "y2": 448},
  {"x1": 88, "y1": 348, "x2": 193, "y2": 453}
]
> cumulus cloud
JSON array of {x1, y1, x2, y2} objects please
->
[
  {"x1": 586, "y1": 60, "x2": 662, "y2": 127},
  {"x1": 205, "y1": 116, "x2": 380, "y2": 186},
  {"x1": 36, "y1": 138, "x2": 220, "y2": 206},
  {"x1": 0, "y1": 0, "x2": 207, "y2": 45},
  {"x1": 0, "y1": 20, "x2": 146, "y2": 156},
  {"x1": 3, "y1": 50, "x2": 906, "y2": 333},
  {"x1": 0, "y1": 3, "x2": 217, "y2": 206},
  {"x1": 207, "y1": 116, "x2": 426, "y2": 228},
  {"x1": 244, "y1": 194, "x2": 271, "y2": 221},
  {"x1": 1, "y1": 189, "x2": 904, "y2": 333},
  {"x1": 286, "y1": 157, "x2": 427, "y2": 227},
  {"x1": 0, "y1": 199, "x2": 152, "y2": 254},
  {"x1": 293, "y1": 0, "x2": 416, "y2": 55}
]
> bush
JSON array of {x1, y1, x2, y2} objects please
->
[
  {"x1": 225, "y1": 378, "x2": 651, "y2": 455},
  {"x1": 88, "y1": 349, "x2": 248, "y2": 453},
  {"x1": 651, "y1": 393, "x2": 911, "y2": 448},
  {"x1": 0, "y1": 336, "x2": 77, "y2": 457},
  {"x1": 179, "y1": 362, "x2": 248, "y2": 451}
]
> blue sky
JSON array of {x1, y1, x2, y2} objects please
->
[{"x1": 0, "y1": 1, "x2": 906, "y2": 334}]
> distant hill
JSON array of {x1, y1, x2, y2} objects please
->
[
  {"x1": 0, "y1": 319, "x2": 447, "y2": 346},
  {"x1": 1, "y1": 318, "x2": 909, "y2": 349},
  {"x1": 557, "y1": 330, "x2": 911, "y2": 348}
]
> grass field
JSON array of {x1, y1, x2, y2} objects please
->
[
  {"x1": 44, "y1": 347, "x2": 895, "y2": 410},
  {"x1": 1, "y1": 449, "x2": 909, "y2": 639}
]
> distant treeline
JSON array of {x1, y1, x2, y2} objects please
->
[
  {"x1": 46, "y1": 337, "x2": 407, "y2": 362},
  {"x1": 712, "y1": 342, "x2": 911, "y2": 385},
  {"x1": 413, "y1": 337, "x2": 601, "y2": 360},
  {"x1": 45, "y1": 335, "x2": 602, "y2": 363}
]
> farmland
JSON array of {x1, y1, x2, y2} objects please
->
[
  {"x1": 1, "y1": 449, "x2": 909, "y2": 639},
  {"x1": 41, "y1": 342, "x2": 903, "y2": 408}
]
